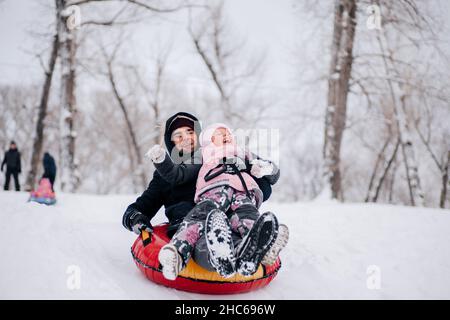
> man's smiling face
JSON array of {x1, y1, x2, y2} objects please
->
[{"x1": 171, "y1": 126, "x2": 198, "y2": 153}]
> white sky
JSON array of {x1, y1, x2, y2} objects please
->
[
  {"x1": 0, "y1": 0, "x2": 42, "y2": 84},
  {"x1": 0, "y1": 0, "x2": 299, "y2": 90},
  {"x1": 1, "y1": 0, "x2": 448, "y2": 107}
]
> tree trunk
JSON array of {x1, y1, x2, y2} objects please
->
[
  {"x1": 388, "y1": 157, "x2": 398, "y2": 203},
  {"x1": 107, "y1": 62, "x2": 147, "y2": 189},
  {"x1": 189, "y1": 31, "x2": 232, "y2": 114},
  {"x1": 376, "y1": 29, "x2": 424, "y2": 207},
  {"x1": 440, "y1": 150, "x2": 450, "y2": 208},
  {"x1": 398, "y1": 93, "x2": 425, "y2": 206},
  {"x1": 151, "y1": 62, "x2": 162, "y2": 145},
  {"x1": 57, "y1": 0, "x2": 79, "y2": 192},
  {"x1": 25, "y1": 31, "x2": 59, "y2": 191},
  {"x1": 365, "y1": 135, "x2": 392, "y2": 202},
  {"x1": 371, "y1": 138, "x2": 400, "y2": 202},
  {"x1": 323, "y1": 0, "x2": 357, "y2": 200}
]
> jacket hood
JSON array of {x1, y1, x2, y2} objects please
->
[{"x1": 43, "y1": 152, "x2": 53, "y2": 160}]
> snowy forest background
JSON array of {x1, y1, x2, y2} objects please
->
[{"x1": 0, "y1": 0, "x2": 449, "y2": 208}]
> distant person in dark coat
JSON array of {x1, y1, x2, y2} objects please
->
[
  {"x1": 1, "y1": 141, "x2": 21, "y2": 191},
  {"x1": 42, "y1": 152, "x2": 57, "y2": 191}
]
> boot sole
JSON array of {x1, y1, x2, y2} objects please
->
[
  {"x1": 236, "y1": 212, "x2": 279, "y2": 276},
  {"x1": 158, "y1": 245, "x2": 181, "y2": 281},
  {"x1": 262, "y1": 223, "x2": 289, "y2": 266},
  {"x1": 205, "y1": 209, "x2": 236, "y2": 278}
]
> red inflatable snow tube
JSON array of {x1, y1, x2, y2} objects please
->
[{"x1": 131, "y1": 224, "x2": 281, "y2": 294}]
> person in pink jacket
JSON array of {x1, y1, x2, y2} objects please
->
[
  {"x1": 158, "y1": 123, "x2": 287, "y2": 280},
  {"x1": 194, "y1": 123, "x2": 262, "y2": 203}
]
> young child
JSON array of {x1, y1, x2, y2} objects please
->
[{"x1": 157, "y1": 123, "x2": 288, "y2": 280}]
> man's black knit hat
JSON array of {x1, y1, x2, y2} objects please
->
[{"x1": 164, "y1": 112, "x2": 201, "y2": 153}]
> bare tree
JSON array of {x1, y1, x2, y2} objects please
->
[
  {"x1": 366, "y1": 135, "x2": 401, "y2": 203},
  {"x1": 75, "y1": 89, "x2": 137, "y2": 194},
  {"x1": 338, "y1": 0, "x2": 448, "y2": 206},
  {"x1": 365, "y1": 133, "x2": 392, "y2": 202},
  {"x1": 367, "y1": 0, "x2": 437, "y2": 206},
  {"x1": 47, "y1": 0, "x2": 186, "y2": 192},
  {"x1": 129, "y1": 41, "x2": 173, "y2": 145},
  {"x1": 25, "y1": 15, "x2": 60, "y2": 191},
  {"x1": 323, "y1": 0, "x2": 358, "y2": 200},
  {"x1": 56, "y1": 0, "x2": 80, "y2": 192},
  {"x1": 57, "y1": 0, "x2": 197, "y2": 192},
  {"x1": 99, "y1": 42, "x2": 147, "y2": 189},
  {"x1": 188, "y1": 1, "x2": 268, "y2": 128}
]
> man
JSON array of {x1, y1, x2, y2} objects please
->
[
  {"x1": 122, "y1": 112, "x2": 280, "y2": 275},
  {"x1": 1, "y1": 141, "x2": 21, "y2": 191},
  {"x1": 42, "y1": 152, "x2": 57, "y2": 191},
  {"x1": 122, "y1": 112, "x2": 205, "y2": 238}
]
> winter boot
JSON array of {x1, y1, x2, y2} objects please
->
[
  {"x1": 158, "y1": 244, "x2": 184, "y2": 281},
  {"x1": 205, "y1": 209, "x2": 236, "y2": 278},
  {"x1": 262, "y1": 223, "x2": 289, "y2": 266},
  {"x1": 235, "y1": 212, "x2": 279, "y2": 276}
]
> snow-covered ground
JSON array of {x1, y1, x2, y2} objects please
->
[{"x1": 0, "y1": 190, "x2": 449, "y2": 299}]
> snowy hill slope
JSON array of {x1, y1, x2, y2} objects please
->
[{"x1": 0, "y1": 191, "x2": 449, "y2": 299}]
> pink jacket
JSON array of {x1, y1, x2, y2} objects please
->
[
  {"x1": 30, "y1": 178, "x2": 55, "y2": 199},
  {"x1": 194, "y1": 123, "x2": 260, "y2": 202}
]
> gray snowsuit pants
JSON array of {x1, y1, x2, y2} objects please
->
[{"x1": 170, "y1": 185, "x2": 262, "y2": 269}]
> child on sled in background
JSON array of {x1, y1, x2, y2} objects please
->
[{"x1": 153, "y1": 123, "x2": 289, "y2": 280}]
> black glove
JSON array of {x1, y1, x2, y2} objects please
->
[
  {"x1": 123, "y1": 206, "x2": 153, "y2": 235},
  {"x1": 131, "y1": 214, "x2": 153, "y2": 235}
]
